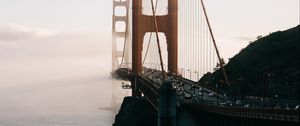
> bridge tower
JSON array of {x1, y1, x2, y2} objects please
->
[
  {"x1": 131, "y1": 0, "x2": 178, "y2": 96},
  {"x1": 132, "y1": 0, "x2": 178, "y2": 75},
  {"x1": 112, "y1": 0, "x2": 130, "y2": 72}
]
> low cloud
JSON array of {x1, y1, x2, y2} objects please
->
[
  {"x1": 235, "y1": 36, "x2": 256, "y2": 41},
  {"x1": 0, "y1": 23, "x2": 55, "y2": 41},
  {"x1": 0, "y1": 23, "x2": 111, "y2": 60},
  {"x1": 0, "y1": 22, "x2": 116, "y2": 121}
]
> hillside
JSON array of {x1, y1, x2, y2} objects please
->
[
  {"x1": 113, "y1": 97, "x2": 157, "y2": 126},
  {"x1": 200, "y1": 25, "x2": 300, "y2": 101}
]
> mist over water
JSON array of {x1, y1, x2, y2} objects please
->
[
  {"x1": 0, "y1": 26, "x2": 129, "y2": 125},
  {"x1": 0, "y1": 74, "x2": 128, "y2": 126}
]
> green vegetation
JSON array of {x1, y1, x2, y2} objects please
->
[{"x1": 200, "y1": 25, "x2": 300, "y2": 101}]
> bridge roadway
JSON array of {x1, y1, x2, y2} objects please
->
[{"x1": 127, "y1": 68, "x2": 299, "y2": 123}]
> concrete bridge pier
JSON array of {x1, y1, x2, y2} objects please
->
[
  {"x1": 159, "y1": 81, "x2": 177, "y2": 126},
  {"x1": 129, "y1": 74, "x2": 142, "y2": 97}
]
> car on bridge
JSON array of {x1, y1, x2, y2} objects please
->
[
  {"x1": 244, "y1": 104, "x2": 250, "y2": 108},
  {"x1": 177, "y1": 91, "x2": 184, "y2": 96},
  {"x1": 184, "y1": 93, "x2": 192, "y2": 99},
  {"x1": 220, "y1": 101, "x2": 233, "y2": 107},
  {"x1": 198, "y1": 92, "x2": 203, "y2": 96},
  {"x1": 295, "y1": 105, "x2": 300, "y2": 110},
  {"x1": 198, "y1": 87, "x2": 203, "y2": 92},
  {"x1": 177, "y1": 87, "x2": 183, "y2": 92},
  {"x1": 236, "y1": 100, "x2": 242, "y2": 105},
  {"x1": 208, "y1": 92, "x2": 215, "y2": 97}
]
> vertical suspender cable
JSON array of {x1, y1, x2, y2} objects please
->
[
  {"x1": 197, "y1": 0, "x2": 199, "y2": 78},
  {"x1": 204, "y1": 11, "x2": 207, "y2": 73},
  {"x1": 192, "y1": 0, "x2": 194, "y2": 74},
  {"x1": 183, "y1": 0, "x2": 185, "y2": 74},
  {"x1": 193, "y1": 0, "x2": 196, "y2": 80},
  {"x1": 185, "y1": 0, "x2": 188, "y2": 74},
  {"x1": 194, "y1": 0, "x2": 197, "y2": 77},
  {"x1": 200, "y1": 5, "x2": 203, "y2": 75},
  {"x1": 186, "y1": 0, "x2": 189, "y2": 72},
  {"x1": 202, "y1": 11, "x2": 204, "y2": 74},
  {"x1": 189, "y1": 0, "x2": 191, "y2": 72},
  {"x1": 187, "y1": 0, "x2": 190, "y2": 74},
  {"x1": 197, "y1": 0, "x2": 200, "y2": 76}
]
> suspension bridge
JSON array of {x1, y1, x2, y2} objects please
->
[{"x1": 111, "y1": 0, "x2": 299, "y2": 125}]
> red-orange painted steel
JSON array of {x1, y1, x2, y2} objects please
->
[
  {"x1": 168, "y1": 0, "x2": 178, "y2": 75},
  {"x1": 132, "y1": 0, "x2": 143, "y2": 97},
  {"x1": 132, "y1": 0, "x2": 178, "y2": 75}
]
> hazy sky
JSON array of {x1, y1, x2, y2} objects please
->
[
  {"x1": 0, "y1": 0, "x2": 298, "y2": 61},
  {"x1": 206, "y1": 0, "x2": 299, "y2": 59}
]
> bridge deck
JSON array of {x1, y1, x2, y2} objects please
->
[
  {"x1": 185, "y1": 104, "x2": 299, "y2": 123},
  {"x1": 123, "y1": 68, "x2": 300, "y2": 123}
]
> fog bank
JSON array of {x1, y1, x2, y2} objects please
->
[{"x1": 0, "y1": 23, "x2": 129, "y2": 125}]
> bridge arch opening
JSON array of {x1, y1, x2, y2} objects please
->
[
  {"x1": 115, "y1": 21, "x2": 126, "y2": 32},
  {"x1": 114, "y1": 6, "x2": 127, "y2": 16},
  {"x1": 142, "y1": 0, "x2": 168, "y2": 16},
  {"x1": 116, "y1": 37, "x2": 125, "y2": 51},
  {"x1": 142, "y1": 32, "x2": 168, "y2": 71}
]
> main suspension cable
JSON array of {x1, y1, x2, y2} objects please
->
[
  {"x1": 150, "y1": 0, "x2": 166, "y2": 80},
  {"x1": 200, "y1": 0, "x2": 230, "y2": 86}
]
